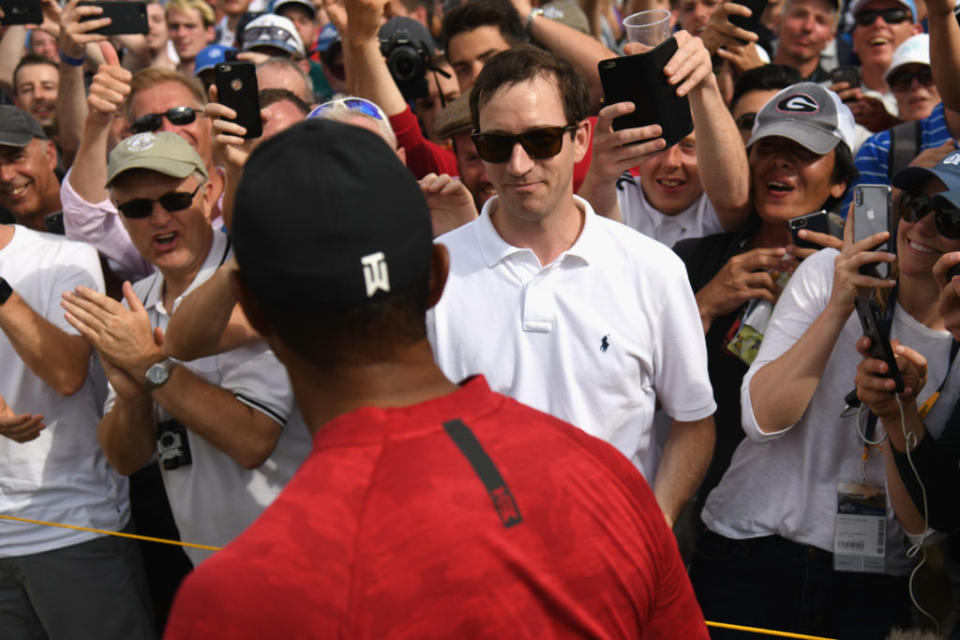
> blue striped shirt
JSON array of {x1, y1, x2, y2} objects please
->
[{"x1": 841, "y1": 102, "x2": 954, "y2": 214}]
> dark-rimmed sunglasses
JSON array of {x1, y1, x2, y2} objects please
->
[
  {"x1": 117, "y1": 183, "x2": 204, "y2": 219},
  {"x1": 855, "y1": 8, "x2": 911, "y2": 26},
  {"x1": 888, "y1": 67, "x2": 934, "y2": 92},
  {"x1": 471, "y1": 124, "x2": 578, "y2": 163},
  {"x1": 735, "y1": 112, "x2": 757, "y2": 132},
  {"x1": 900, "y1": 191, "x2": 960, "y2": 239},
  {"x1": 132, "y1": 106, "x2": 201, "y2": 134}
]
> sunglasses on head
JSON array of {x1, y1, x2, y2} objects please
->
[
  {"x1": 735, "y1": 112, "x2": 757, "y2": 132},
  {"x1": 117, "y1": 183, "x2": 204, "y2": 219},
  {"x1": 308, "y1": 97, "x2": 387, "y2": 121},
  {"x1": 855, "y1": 8, "x2": 911, "y2": 26},
  {"x1": 900, "y1": 191, "x2": 960, "y2": 239},
  {"x1": 132, "y1": 106, "x2": 201, "y2": 134},
  {"x1": 888, "y1": 67, "x2": 934, "y2": 92},
  {"x1": 471, "y1": 124, "x2": 578, "y2": 163}
]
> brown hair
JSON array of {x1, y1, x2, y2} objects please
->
[{"x1": 126, "y1": 68, "x2": 207, "y2": 123}]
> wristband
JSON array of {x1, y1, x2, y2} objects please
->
[
  {"x1": 0, "y1": 278, "x2": 12, "y2": 306},
  {"x1": 525, "y1": 7, "x2": 544, "y2": 30},
  {"x1": 58, "y1": 50, "x2": 86, "y2": 67}
]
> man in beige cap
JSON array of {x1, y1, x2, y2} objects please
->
[{"x1": 62, "y1": 131, "x2": 310, "y2": 568}]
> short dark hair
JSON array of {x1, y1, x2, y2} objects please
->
[
  {"x1": 730, "y1": 64, "x2": 803, "y2": 114},
  {"x1": 470, "y1": 44, "x2": 589, "y2": 130},
  {"x1": 260, "y1": 268, "x2": 431, "y2": 367},
  {"x1": 258, "y1": 88, "x2": 310, "y2": 114},
  {"x1": 441, "y1": 0, "x2": 526, "y2": 53},
  {"x1": 13, "y1": 53, "x2": 57, "y2": 91}
]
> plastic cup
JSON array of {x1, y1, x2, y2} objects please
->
[{"x1": 623, "y1": 9, "x2": 671, "y2": 46}]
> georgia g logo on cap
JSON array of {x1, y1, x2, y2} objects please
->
[{"x1": 776, "y1": 93, "x2": 820, "y2": 114}]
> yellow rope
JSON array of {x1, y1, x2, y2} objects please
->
[
  {"x1": 0, "y1": 514, "x2": 840, "y2": 639},
  {"x1": 0, "y1": 514, "x2": 223, "y2": 552},
  {"x1": 705, "y1": 621, "x2": 837, "y2": 639}
]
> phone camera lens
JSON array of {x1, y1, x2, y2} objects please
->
[{"x1": 855, "y1": 190, "x2": 863, "y2": 206}]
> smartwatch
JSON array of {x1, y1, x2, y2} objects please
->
[
  {"x1": 0, "y1": 277, "x2": 12, "y2": 306},
  {"x1": 144, "y1": 358, "x2": 176, "y2": 391}
]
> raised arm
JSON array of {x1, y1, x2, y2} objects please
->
[
  {"x1": 0, "y1": 26, "x2": 28, "y2": 94},
  {"x1": 748, "y1": 225, "x2": 896, "y2": 434},
  {"x1": 338, "y1": 0, "x2": 407, "y2": 118},
  {"x1": 927, "y1": 0, "x2": 960, "y2": 112}
]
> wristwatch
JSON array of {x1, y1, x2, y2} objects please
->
[
  {"x1": 525, "y1": 7, "x2": 544, "y2": 30},
  {"x1": 144, "y1": 358, "x2": 176, "y2": 391},
  {"x1": 0, "y1": 277, "x2": 12, "y2": 305}
]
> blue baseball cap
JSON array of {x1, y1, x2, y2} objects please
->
[
  {"x1": 194, "y1": 44, "x2": 235, "y2": 76},
  {"x1": 893, "y1": 149, "x2": 960, "y2": 194}
]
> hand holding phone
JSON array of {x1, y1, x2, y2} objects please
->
[
  {"x1": 214, "y1": 61, "x2": 262, "y2": 139},
  {"x1": 854, "y1": 297, "x2": 905, "y2": 394},
  {"x1": 789, "y1": 210, "x2": 831, "y2": 250}
]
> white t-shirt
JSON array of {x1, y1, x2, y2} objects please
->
[
  {"x1": 0, "y1": 226, "x2": 128, "y2": 557},
  {"x1": 703, "y1": 248, "x2": 955, "y2": 575},
  {"x1": 616, "y1": 174, "x2": 724, "y2": 248},
  {"x1": 104, "y1": 230, "x2": 311, "y2": 565},
  {"x1": 428, "y1": 196, "x2": 716, "y2": 481}
]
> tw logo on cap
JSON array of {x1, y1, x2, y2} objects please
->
[
  {"x1": 777, "y1": 94, "x2": 820, "y2": 114},
  {"x1": 361, "y1": 252, "x2": 390, "y2": 297}
]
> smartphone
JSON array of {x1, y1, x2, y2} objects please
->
[
  {"x1": 598, "y1": 37, "x2": 694, "y2": 148},
  {"x1": 853, "y1": 184, "x2": 893, "y2": 279},
  {"x1": 729, "y1": 0, "x2": 769, "y2": 39},
  {"x1": 789, "y1": 210, "x2": 830, "y2": 250},
  {"x1": 830, "y1": 66, "x2": 861, "y2": 88},
  {"x1": 0, "y1": 0, "x2": 41, "y2": 25},
  {"x1": 214, "y1": 61, "x2": 262, "y2": 139},
  {"x1": 854, "y1": 297, "x2": 905, "y2": 394},
  {"x1": 77, "y1": 1, "x2": 148, "y2": 35}
]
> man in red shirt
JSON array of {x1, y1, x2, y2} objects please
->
[{"x1": 163, "y1": 117, "x2": 708, "y2": 639}]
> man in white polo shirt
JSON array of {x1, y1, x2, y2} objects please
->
[
  {"x1": 427, "y1": 44, "x2": 717, "y2": 526},
  {"x1": 62, "y1": 132, "x2": 310, "y2": 566}
]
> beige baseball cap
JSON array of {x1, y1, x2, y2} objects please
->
[{"x1": 106, "y1": 132, "x2": 208, "y2": 187}]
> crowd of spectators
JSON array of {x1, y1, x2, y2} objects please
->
[{"x1": 1, "y1": 0, "x2": 960, "y2": 636}]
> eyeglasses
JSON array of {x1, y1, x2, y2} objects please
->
[
  {"x1": 131, "y1": 106, "x2": 202, "y2": 134},
  {"x1": 855, "y1": 8, "x2": 911, "y2": 26},
  {"x1": 471, "y1": 124, "x2": 578, "y2": 163},
  {"x1": 735, "y1": 112, "x2": 757, "y2": 132},
  {"x1": 308, "y1": 97, "x2": 387, "y2": 122},
  {"x1": 244, "y1": 26, "x2": 300, "y2": 54},
  {"x1": 888, "y1": 67, "x2": 934, "y2": 92},
  {"x1": 116, "y1": 183, "x2": 204, "y2": 219},
  {"x1": 900, "y1": 191, "x2": 960, "y2": 239}
]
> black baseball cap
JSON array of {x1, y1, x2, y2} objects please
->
[
  {"x1": 233, "y1": 118, "x2": 433, "y2": 312},
  {"x1": 0, "y1": 105, "x2": 47, "y2": 147}
]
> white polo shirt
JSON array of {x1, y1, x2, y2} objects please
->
[
  {"x1": 428, "y1": 196, "x2": 716, "y2": 480},
  {"x1": 0, "y1": 226, "x2": 128, "y2": 557},
  {"x1": 105, "y1": 230, "x2": 311, "y2": 565},
  {"x1": 616, "y1": 174, "x2": 724, "y2": 248}
]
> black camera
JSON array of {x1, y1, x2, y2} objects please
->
[
  {"x1": 157, "y1": 419, "x2": 192, "y2": 470},
  {"x1": 379, "y1": 17, "x2": 434, "y2": 101}
]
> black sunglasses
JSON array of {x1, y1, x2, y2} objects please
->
[
  {"x1": 735, "y1": 112, "x2": 757, "y2": 132},
  {"x1": 900, "y1": 191, "x2": 960, "y2": 239},
  {"x1": 117, "y1": 183, "x2": 204, "y2": 219},
  {"x1": 855, "y1": 8, "x2": 911, "y2": 26},
  {"x1": 888, "y1": 67, "x2": 934, "y2": 92},
  {"x1": 132, "y1": 106, "x2": 202, "y2": 134},
  {"x1": 471, "y1": 124, "x2": 578, "y2": 163}
]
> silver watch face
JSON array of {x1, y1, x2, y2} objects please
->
[{"x1": 146, "y1": 360, "x2": 171, "y2": 388}]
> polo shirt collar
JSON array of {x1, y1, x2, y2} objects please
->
[
  {"x1": 474, "y1": 195, "x2": 606, "y2": 268},
  {"x1": 141, "y1": 229, "x2": 232, "y2": 315}
]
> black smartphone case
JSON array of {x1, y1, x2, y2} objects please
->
[
  {"x1": 215, "y1": 61, "x2": 262, "y2": 139},
  {"x1": 854, "y1": 297, "x2": 905, "y2": 394},
  {"x1": 598, "y1": 37, "x2": 694, "y2": 148},
  {"x1": 0, "y1": 0, "x2": 42, "y2": 25},
  {"x1": 788, "y1": 210, "x2": 830, "y2": 250},
  {"x1": 729, "y1": 0, "x2": 769, "y2": 37},
  {"x1": 78, "y1": 1, "x2": 148, "y2": 35}
]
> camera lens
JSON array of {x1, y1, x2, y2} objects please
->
[
  {"x1": 160, "y1": 433, "x2": 174, "y2": 447},
  {"x1": 855, "y1": 189, "x2": 863, "y2": 206}
]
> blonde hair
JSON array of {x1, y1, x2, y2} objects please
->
[
  {"x1": 126, "y1": 68, "x2": 207, "y2": 123},
  {"x1": 165, "y1": 0, "x2": 215, "y2": 27}
]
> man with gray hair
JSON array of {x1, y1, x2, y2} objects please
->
[{"x1": 62, "y1": 132, "x2": 310, "y2": 567}]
